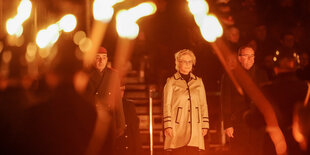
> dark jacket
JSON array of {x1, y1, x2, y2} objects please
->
[
  {"x1": 86, "y1": 67, "x2": 125, "y2": 154},
  {"x1": 115, "y1": 98, "x2": 142, "y2": 155},
  {"x1": 262, "y1": 72, "x2": 308, "y2": 129},
  {"x1": 87, "y1": 67, "x2": 125, "y2": 134},
  {"x1": 221, "y1": 66, "x2": 268, "y2": 129},
  {"x1": 262, "y1": 72, "x2": 308, "y2": 155}
]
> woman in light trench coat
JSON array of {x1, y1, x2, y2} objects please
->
[{"x1": 163, "y1": 49, "x2": 209, "y2": 154}]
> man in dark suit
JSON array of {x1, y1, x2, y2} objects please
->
[
  {"x1": 221, "y1": 45, "x2": 268, "y2": 155},
  {"x1": 86, "y1": 47, "x2": 125, "y2": 154}
]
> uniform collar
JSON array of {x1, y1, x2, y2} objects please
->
[{"x1": 174, "y1": 72, "x2": 197, "y2": 81}]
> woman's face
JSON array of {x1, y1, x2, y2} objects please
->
[{"x1": 178, "y1": 54, "x2": 193, "y2": 75}]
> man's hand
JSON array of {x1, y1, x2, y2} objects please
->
[
  {"x1": 202, "y1": 129, "x2": 208, "y2": 136},
  {"x1": 225, "y1": 127, "x2": 234, "y2": 138},
  {"x1": 164, "y1": 128, "x2": 173, "y2": 137}
]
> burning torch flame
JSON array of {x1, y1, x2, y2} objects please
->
[
  {"x1": 199, "y1": 15, "x2": 223, "y2": 42},
  {"x1": 116, "y1": 2, "x2": 157, "y2": 39},
  {"x1": 187, "y1": 0, "x2": 222, "y2": 42},
  {"x1": 93, "y1": 0, "x2": 124, "y2": 22},
  {"x1": 36, "y1": 14, "x2": 77, "y2": 48},
  {"x1": 6, "y1": 0, "x2": 32, "y2": 37},
  {"x1": 188, "y1": 0, "x2": 209, "y2": 17},
  {"x1": 59, "y1": 14, "x2": 77, "y2": 32},
  {"x1": 36, "y1": 24, "x2": 60, "y2": 48}
]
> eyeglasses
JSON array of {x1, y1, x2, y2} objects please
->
[
  {"x1": 179, "y1": 60, "x2": 193, "y2": 64},
  {"x1": 239, "y1": 54, "x2": 255, "y2": 58}
]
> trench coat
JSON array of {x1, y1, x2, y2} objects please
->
[{"x1": 163, "y1": 72, "x2": 209, "y2": 150}]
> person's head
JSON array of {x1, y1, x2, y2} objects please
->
[
  {"x1": 238, "y1": 45, "x2": 255, "y2": 70},
  {"x1": 175, "y1": 49, "x2": 196, "y2": 75},
  {"x1": 254, "y1": 24, "x2": 267, "y2": 41},
  {"x1": 281, "y1": 32, "x2": 295, "y2": 49},
  {"x1": 226, "y1": 26, "x2": 240, "y2": 43},
  {"x1": 273, "y1": 51, "x2": 299, "y2": 74},
  {"x1": 95, "y1": 47, "x2": 108, "y2": 72}
]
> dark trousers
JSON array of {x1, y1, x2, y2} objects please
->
[{"x1": 227, "y1": 122, "x2": 265, "y2": 155}]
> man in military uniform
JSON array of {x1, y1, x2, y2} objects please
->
[{"x1": 86, "y1": 47, "x2": 125, "y2": 154}]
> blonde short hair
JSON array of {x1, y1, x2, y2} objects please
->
[{"x1": 174, "y1": 49, "x2": 196, "y2": 71}]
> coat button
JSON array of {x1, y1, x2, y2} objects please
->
[
  {"x1": 108, "y1": 92, "x2": 111, "y2": 95},
  {"x1": 125, "y1": 124, "x2": 128, "y2": 128},
  {"x1": 125, "y1": 135, "x2": 128, "y2": 138},
  {"x1": 95, "y1": 92, "x2": 99, "y2": 95},
  {"x1": 125, "y1": 146, "x2": 129, "y2": 150},
  {"x1": 188, "y1": 98, "x2": 190, "y2": 100}
]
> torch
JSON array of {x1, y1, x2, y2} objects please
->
[
  {"x1": 114, "y1": 2, "x2": 157, "y2": 77},
  {"x1": 115, "y1": 2, "x2": 157, "y2": 154},
  {"x1": 35, "y1": 14, "x2": 77, "y2": 49},
  {"x1": 6, "y1": 0, "x2": 32, "y2": 37},
  {"x1": 83, "y1": 0, "x2": 124, "y2": 68},
  {"x1": 187, "y1": 0, "x2": 287, "y2": 154}
]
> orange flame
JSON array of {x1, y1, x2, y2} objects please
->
[
  {"x1": 116, "y1": 2, "x2": 157, "y2": 39},
  {"x1": 93, "y1": 0, "x2": 124, "y2": 22},
  {"x1": 6, "y1": 0, "x2": 32, "y2": 37},
  {"x1": 36, "y1": 14, "x2": 77, "y2": 49},
  {"x1": 187, "y1": 0, "x2": 223, "y2": 42}
]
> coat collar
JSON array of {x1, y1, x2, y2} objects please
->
[{"x1": 173, "y1": 72, "x2": 197, "y2": 81}]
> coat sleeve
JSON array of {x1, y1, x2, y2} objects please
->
[
  {"x1": 112, "y1": 72, "x2": 126, "y2": 136},
  {"x1": 163, "y1": 77, "x2": 173, "y2": 129},
  {"x1": 199, "y1": 78, "x2": 209, "y2": 129},
  {"x1": 220, "y1": 74, "x2": 233, "y2": 129}
]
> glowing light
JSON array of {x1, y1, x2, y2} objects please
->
[
  {"x1": 93, "y1": 0, "x2": 124, "y2": 22},
  {"x1": 38, "y1": 49, "x2": 51, "y2": 58},
  {"x1": 16, "y1": 0, "x2": 32, "y2": 22},
  {"x1": 36, "y1": 24, "x2": 60, "y2": 48},
  {"x1": 25, "y1": 51, "x2": 35, "y2": 63},
  {"x1": 6, "y1": 0, "x2": 32, "y2": 36},
  {"x1": 36, "y1": 14, "x2": 76, "y2": 48},
  {"x1": 187, "y1": 0, "x2": 223, "y2": 42},
  {"x1": 296, "y1": 55, "x2": 300, "y2": 64},
  {"x1": 199, "y1": 15, "x2": 223, "y2": 42},
  {"x1": 276, "y1": 50, "x2": 280, "y2": 55},
  {"x1": 6, "y1": 18, "x2": 23, "y2": 37},
  {"x1": 2, "y1": 51, "x2": 12, "y2": 64},
  {"x1": 26, "y1": 42, "x2": 37, "y2": 57},
  {"x1": 187, "y1": 0, "x2": 209, "y2": 16},
  {"x1": 273, "y1": 57, "x2": 277, "y2": 62},
  {"x1": 73, "y1": 31, "x2": 86, "y2": 45},
  {"x1": 59, "y1": 14, "x2": 77, "y2": 32},
  {"x1": 79, "y1": 38, "x2": 92, "y2": 53},
  {"x1": 116, "y1": 2, "x2": 157, "y2": 39},
  {"x1": 15, "y1": 36, "x2": 25, "y2": 47},
  {"x1": 116, "y1": 11, "x2": 139, "y2": 39}
]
